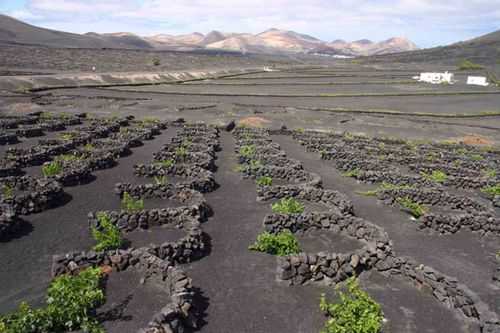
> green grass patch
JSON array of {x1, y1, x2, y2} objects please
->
[
  {"x1": 481, "y1": 184, "x2": 500, "y2": 196},
  {"x1": 0, "y1": 267, "x2": 105, "y2": 333},
  {"x1": 249, "y1": 230, "x2": 300, "y2": 256},
  {"x1": 320, "y1": 277, "x2": 383, "y2": 333},
  {"x1": 154, "y1": 159, "x2": 175, "y2": 168},
  {"x1": 256, "y1": 176, "x2": 273, "y2": 186},
  {"x1": 356, "y1": 182, "x2": 413, "y2": 196},
  {"x1": 271, "y1": 197, "x2": 305, "y2": 214},
  {"x1": 458, "y1": 59, "x2": 484, "y2": 70},
  {"x1": 58, "y1": 132, "x2": 77, "y2": 141},
  {"x1": 42, "y1": 161, "x2": 63, "y2": 177},
  {"x1": 55, "y1": 154, "x2": 81, "y2": 162},
  {"x1": 121, "y1": 192, "x2": 144, "y2": 213},
  {"x1": 342, "y1": 168, "x2": 360, "y2": 178},
  {"x1": 421, "y1": 170, "x2": 448, "y2": 183},
  {"x1": 92, "y1": 212, "x2": 123, "y2": 252},
  {"x1": 397, "y1": 197, "x2": 427, "y2": 218}
]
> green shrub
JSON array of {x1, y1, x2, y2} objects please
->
[
  {"x1": 271, "y1": 197, "x2": 304, "y2": 214},
  {"x1": 56, "y1": 154, "x2": 81, "y2": 162},
  {"x1": 142, "y1": 117, "x2": 160, "y2": 124},
  {"x1": 92, "y1": 212, "x2": 123, "y2": 252},
  {"x1": 175, "y1": 146, "x2": 188, "y2": 160},
  {"x1": 58, "y1": 132, "x2": 76, "y2": 141},
  {"x1": 481, "y1": 184, "x2": 500, "y2": 196},
  {"x1": 42, "y1": 161, "x2": 63, "y2": 177},
  {"x1": 343, "y1": 168, "x2": 360, "y2": 178},
  {"x1": 249, "y1": 159, "x2": 263, "y2": 172},
  {"x1": 121, "y1": 192, "x2": 144, "y2": 213},
  {"x1": 154, "y1": 159, "x2": 175, "y2": 168},
  {"x1": 83, "y1": 143, "x2": 95, "y2": 151},
  {"x1": 469, "y1": 154, "x2": 484, "y2": 161},
  {"x1": 458, "y1": 59, "x2": 484, "y2": 70},
  {"x1": 483, "y1": 169, "x2": 497, "y2": 178},
  {"x1": 154, "y1": 175, "x2": 168, "y2": 185},
  {"x1": 397, "y1": 197, "x2": 427, "y2": 218},
  {"x1": 152, "y1": 58, "x2": 161, "y2": 66},
  {"x1": 119, "y1": 127, "x2": 130, "y2": 134},
  {"x1": 421, "y1": 170, "x2": 448, "y2": 183},
  {"x1": 239, "y1": 145, "x2": 256, "y2": 158},
  {"x1": 249, "y1": 230, "x2": 300, "y2": 256},
  {"x1": 319, "y1": 277, "x2": 383, "y2": 333},
  {"x1": 357, "y1": 182, "x2": 413, "y2": 196},
  {"x1": 0, "y1": 267, "x2": 105, "y2": 333},
  {"x1": 256, "y1": 176, "x2": 273, "y2": 186},
  {"x1": 1, "y1": 184, "x2": 14, "y2": 199}
]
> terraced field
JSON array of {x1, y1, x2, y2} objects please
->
[{"x1": 0, "y1": 65, "x2": 499, "y2": 333}]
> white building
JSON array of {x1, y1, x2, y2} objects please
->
[
  {"x1": 416, "y1": 71, "x2": 455, "y2": 84},
  {"x1": 467, "y1": 76, "x2": 489, "y2": 87}
]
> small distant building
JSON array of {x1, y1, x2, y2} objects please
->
[
  {"x1": 467, "y1": 76, "x2": 489, "y2": 86},
  {"x1": 416, "y1": 72, "x2": 454, "y2": 84}
]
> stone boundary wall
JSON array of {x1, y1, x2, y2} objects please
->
[{"x1": 0, "y1": 68, "x2": 264, "y2": 92}]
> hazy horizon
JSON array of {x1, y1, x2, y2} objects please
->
[{"x1": 1, "y1": 0, "x2": 500, "y2": 48}]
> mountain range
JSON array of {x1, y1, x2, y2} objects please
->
[{"x1": 0, "y1": 14, "x2": 418, "y2": 56}]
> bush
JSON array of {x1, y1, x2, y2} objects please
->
[
  {"x1": 155, "y1": 159, "x2": 175, "y2": 168},
  {"x1": 481, "y1": 184, "x2": 500, "y2": 196},
  {"x1": 42, "y1": 161, "x2": 63, "y2": 177},
  {"x1": 357, "y1": 182, "x2": 413, "y2": 196},
  {"x1": 58, "y1": 132, "x2": 76, "y2": 141},
  {"x1": 154, "y1": 175, "x2": 168, "y2": 185},
  {"x1": 397, "y1": 197, "x2": 427, "y2": 218},
  {"x1": 92, "y1": 212, "x2": 123, "y2": 252},
  {"x1": 152, "y1": 58, "x2": 161, "y2": 66},
  {"x1": 256, "y1": 176, "x2": 273, "y2": 186},
  {"x1": 320, "y1": 277, "x2": 383, "y2": 333},
  {"x1": 421, "y1": 170, "x2": 448, "y2": 183},
  {"x1": 342, "y1": 168, "x2": 360, "y2": 178},
  {"x1": 56, "y1": 154, "x2": 81, "y2": 162},
  {"x1": 483, "y1": 169, "x2": 497, "y2": 178},
  {"x1": 469, "y1": 154, "x2": 483, "y2": 161},
  {"x1": 458, "y1": 59, "x2": 484, "y2": 70},
  {"x1": 239, "y1": 145, "x2": 256, "y2": 158},
  {"x1": 1, "y1": 184, "x2": 14, "y2": 199},
  {"x1": 0, "y1": 267, "x2": 105, "y2": 333},
  {"x1": 249, "y1": 230, "x2": 300, "y2": 256},
  {"x1": 175, "y1": 146, "x2": 188, "y2": 160},
  {"x1": 121, "y1": 192, "x2": 144, "y2": 213},
  {"x1": 271, "y1": 197, "x2": 304, "y2": 214}
]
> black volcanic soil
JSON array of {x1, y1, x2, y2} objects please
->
[
  {"x1": 183, "y1": 132, "x2": 471, "y2": 333},
  {"x1": 273, "y1": 134, "x2": 499, "y2": 314},
  {"x1": 0, "y1": 61, "x2": 498, "y2": 333},
  {"x1": 0, "y1": 129, "x2": 177, "y2": 313}
]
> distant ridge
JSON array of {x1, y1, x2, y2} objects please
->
[
  {"x1": 0, "y1": 14, "x2": 419, "y2": 56},
  {"x1": 367, "y1": 29, "x2": 500, "y2": 65}
]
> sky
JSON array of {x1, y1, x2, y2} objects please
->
[{"x1": 1, "y1": 0, "x2": 499, "y2": 48}]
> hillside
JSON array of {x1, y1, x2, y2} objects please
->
[
  {"x1": 367, "y1": 29, "x2": 500, "y2": 65},
  {"x1": 0, "y1": 14, "x2": 418, "y2": 56},
  {"x1": 0, "y1": 14, "x2": 154, "y2": 49}
]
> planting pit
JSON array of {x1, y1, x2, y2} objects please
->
[{"x1": 1, "y1": 61, "x2": 499, "y2": 332}]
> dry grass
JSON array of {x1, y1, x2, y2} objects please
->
[{"x1": 238, "y1": 116, "x2": 271, "y2": 128}]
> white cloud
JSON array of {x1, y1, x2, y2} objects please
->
[
  {"x1": 6, "y1": 0, "x2": 500, "y2": 47},
  {"x1": 8, "y1": 9, "x2": 43, "y2": 20}
]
